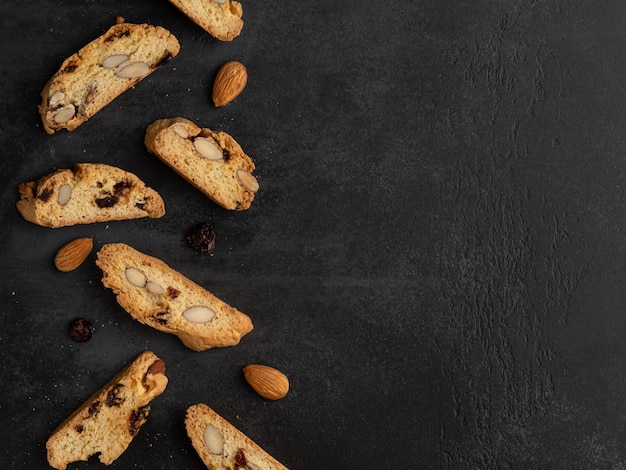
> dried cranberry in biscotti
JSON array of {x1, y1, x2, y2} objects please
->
[{"x1": 95, "y1": 195, "x2": 119, "y2": 208}]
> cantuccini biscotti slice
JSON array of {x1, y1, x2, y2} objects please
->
[
  {"x1": 186, "y1": 404, "x2": 289, "y2": 470},
  {"x1": 39, "y1": 17, "x2": 180, "y2": 134},
  {"x1": 96, "y1": 243, "x2": 253, "y2": 351},
  {"x1": 16, "y1": 163, "x2": 165, "y2": 228},
  {"x1": 145, "y1": 117, "x2": 258, "y2": 210},
  {"x1": 169, "y1": 0, "x2": 244, "y2": 41},
  {"x1": 46, "y1": 351, "x2": 168, "y2": 470}
]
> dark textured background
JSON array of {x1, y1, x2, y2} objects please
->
[{"x1": 1, "y1": 0, "x2": 625, "y2": 468}]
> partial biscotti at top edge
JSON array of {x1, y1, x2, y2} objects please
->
[
  {"x1": 39, "y1": 18, "x2": 180, "y2": 134},
  {"x1": 186, "y1": 404, "x2": 289, "y2": 470},
  {"x1": 169, "y1": 0, "x2": 243, "y2": 41},
  {"x1": 16, "y1": 163, "x2": 165, "y2": 228},
  {"x1": 46, "y1": 351, "x2": 168, "y2": 470},
  {"x1": 96, "y1": 243, "x2": 254, "y2": 351},
  {"x1": 145, "y1": 117, "x2": 258, "y2": 210}
]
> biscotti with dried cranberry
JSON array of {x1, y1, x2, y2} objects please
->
[
  {"x1": 46, "y1": 350, "x2": 168, "y2": 470},
  {"x1": 169, "y1": 0, "x2": 243, "y2": 41},
  {"x1": 39, "y1": 17, "x2": 180, "y2": 134},
  {"x1": 16, "y1": 163, "x2": 165, "y2": 228},
  {"x1": 186, "y1": 403, "x2": 289, "y2": 470},
  {"x1": 145, "y1": 117, "x2": 258, "y2": 210},
  {"x1": 96, "y1": 243, "x2": 254, "y2": 351}
]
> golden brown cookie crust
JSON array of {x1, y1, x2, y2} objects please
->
[
  {"x1": 169, "y1": 0, "x2": 244, "y2": 41},
  {"x1": 46, "y1": 351, "x2": 168, "y2": 470},
  {"x1": 186, "y1": 403, "x2": 289, "y2": 469},
  {"x1": 16, "y1": 163, "x2": 165, "y2": 228},
  {"x1": 39, "y1": 20, "x2": 180, "y2": 134},
  {"x1": 145, "y1": 117, "x2": 257, "y2": 211},
  {"x1": 96, "y1": 243, "x2": 254, "y2": 351}
]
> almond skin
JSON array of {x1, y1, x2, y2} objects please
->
[
  {"x1": 54, "y1": 237, "x2": 93, "y2": 272},
  {"x1": 243, "y1": 364, "x2": 289, "y2": 400},
  {"x1": 212, "y1": 61, "x2": 247, "y2": 107}
]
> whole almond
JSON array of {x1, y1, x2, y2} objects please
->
[
  {"x1": 212, "y1": 61, "x2": 247, "y2": 107},
  {"x1": 54, "y1": 237, "x2": 93, "y2": 272},
  {"x1": 243, "y1": 364, "x2": 289, "y2": 400}
]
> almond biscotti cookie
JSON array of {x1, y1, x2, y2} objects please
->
[
  {"x1": 145, "y1": 117, "x2": 258, "y2": 210},
  {"x1": 169, "y1": 0, "x2": 244, "y2": 41},
  {"x1": 39, "y1": 17, "x2": 180, "y2": 134},
  {"x1": 46, "y1": 351, "x2": 168, "y2": 470},
  {"x1": 16, "y1": 163, "x2": 165, "y2": 228},
  {"x1": 186, "y1": 403, "x2": 289, "y2": 470},
  {"x1": 96, "y1": 243, "x2": 254, "y2": 351}
]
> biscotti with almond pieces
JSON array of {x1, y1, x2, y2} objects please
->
[
  {"x1": 46, "y1": 351, "x2": 168, "y2": 470},
  {"x1": 186, "y1": 403, "x2": 289, "y2": 470},
  {"x1": 16, "y1": 163, "x2": 165, "y2": 228},
  {"x1": 39, "y1": 17, "x2": 180, "y2": 134},
  {"x1": 169, "y1": 0, "x2": 244, "y2": 41},
  {"x1": 145, "y1": 117, "x2": 258, "y2": 210},
  {"x1": 96, "y1": 243, "x2": 254, "y2": 351}
]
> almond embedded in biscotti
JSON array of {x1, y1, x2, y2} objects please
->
[
  {"x1": 102, "y1": 54, "x2": 129, "y2": 69},
  {"x1": 170, "y1": 123, "x2": 190, "y2": 139},
  {"x1": 116, "y1": 61, "x2": 150, "y2": 79},
  {"x1": 236, "y1": 169, "x2": 259, "y2": 193},
  {"x1": 243, "y1": 364, "x2": 289, "y2": 400},
  {"x1": 183, "y1": 306, "x2": 216, "y2": 324},
  {"x1": 212, "y1": 61, "x2": 247, "y2": 107},
  {"x1": 53, "y1": 106, "x2": 76, "y2": 124},
  {"x1": 54, "y1": 238, "x2": 94, "y2": 272},
  {"x1": 48, "y1": 91, "x2": 65, "y2": 107},
  {"x1": 125, "y1": 267, "x2": 147, "y2": 287},
  {"x1": 146, "y1": 281, "x2": 166, "y2": 295},
  {"x1": 146, "y1": 358, "x2": 166, "y2": 377},
  {"x1": 203, "y1": 424, "x2": 224, "y2": 454},
  {"x1": 57, "y1": 184, "x2": 72, "y2": 206},
  {"x1": 193, "y1": 137, "x2": 223, "y2": 161}
]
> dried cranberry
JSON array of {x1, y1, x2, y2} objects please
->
[
  {"x1": 37, "y1": 188, "x2": 53, "y2": 201},
  {"x1": 129, "y1": 406, "x2": 150, "y2": 436},
  {"x1": 185, "y1": 223, "x2": 216, "y2": 253},
  {"x1": 113, "y1": 181, "x2": 131, "y2": 196},
  {"x1": 104, "y1": 30, "x2": 130, "y2": 42},
  {"x1": 62, "y1": 64, "x2": 78, "y2": 73},
  {"x1": 167, "y1": 287, "x2": 181, "y2": 299},
  {"x1": 88, "y1": 400, "x2": 101, "y2": 417},
  {"x1": 234, "y1": 449, "x2": 247, "y2": 467},
  {"x1": 69, "y1": 317, "x2": 94, "y2": 342},
  {"x1": 151, "y1": 311, "x2": 170, "y2": 325},
  {"x1": 96, "y1": 195, "x2": 119, "y2": 208},
  {"x1": 105, "y1": 383, "x2": 125, "y2": 407}
]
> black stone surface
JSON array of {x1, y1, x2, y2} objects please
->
[{"x1": 1, "y1": 0, "x2": 625, "y2": 468}]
